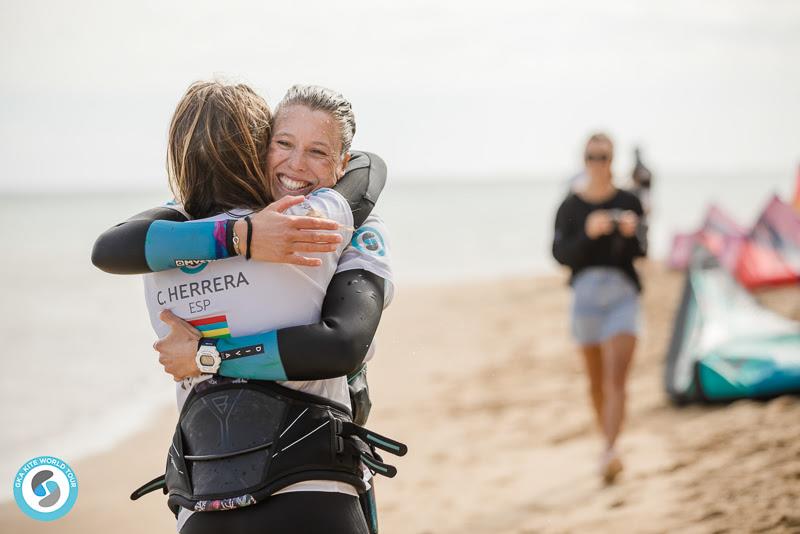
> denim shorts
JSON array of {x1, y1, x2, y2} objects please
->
[{"x1": 571, "y1": 267, "x2": 640, "y2": 345}]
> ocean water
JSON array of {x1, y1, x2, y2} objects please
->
[
  {"x1": 378, "y1": 172, "x2": 795, "y2": 282},
  {"x1": 0, "y1": 171, "x2": 794, "y2": 500}
]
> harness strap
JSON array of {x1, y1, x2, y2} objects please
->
[
  {"x1": 337, "y1": 420, "x2": 408, "y2": 457},
  {"x1": 336, "y1": 428, "x2": 400, "y2": 479},
  {"x1": 360, "y1": 451, "x2": 398, "y2": 478},
  {"x1": 130, "y1": 474, "x2": 167, "y2": 500}
]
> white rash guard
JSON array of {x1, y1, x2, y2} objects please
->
[{"x1": 140, "y1": 189, "x2": 394, "y2": 530}]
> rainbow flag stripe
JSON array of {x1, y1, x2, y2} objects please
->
[{"x1": 188, "y1": 314, "x2": 231, "y2": 338}]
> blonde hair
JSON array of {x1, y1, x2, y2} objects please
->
[{"x1": 167, "y1": 81, "x2": 273, "y2": 219}]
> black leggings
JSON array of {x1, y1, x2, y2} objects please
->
[{"x1": 179, "y1": 491, "x2": 369, "y2": 534}]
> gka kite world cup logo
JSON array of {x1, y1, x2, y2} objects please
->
[{"x1": 14, "y1": 456, "x2": 78, "y2": 521}]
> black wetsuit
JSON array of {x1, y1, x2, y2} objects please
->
[{"x1": 552, "y1": 189, "x2": 647, "y2": 291}]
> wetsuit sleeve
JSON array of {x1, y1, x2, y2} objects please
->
[
  {"x1": 552, "y1": 197, "x2": 591, "y2": 267},
  {"x1": 217, "y1": 269, "x2": 385, "y2": 381},
  {"x1": 90, "y1": 151, "x2": 387, "y2": 275},
  {"x1": 336, "y1": 151, "x2": 386, "y2": 228},
  {"x1": 90, "y1": 206, "x2": 234, "y2": 275}
]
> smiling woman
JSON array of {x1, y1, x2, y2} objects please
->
[{"x1": 267, "y1": 84, "x2": 356, "y2": 199}]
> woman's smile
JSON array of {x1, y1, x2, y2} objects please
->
[{"x1": 276, "y1": 173, "x2": 315, "y2": 195}]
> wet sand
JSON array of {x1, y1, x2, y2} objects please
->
[{"x1": 3, "y1": 262, "x2": 799, "y2": 533}]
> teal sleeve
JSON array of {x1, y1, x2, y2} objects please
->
[
  {"x1": 217, "y1": 330, "x2": 288, "y2": 381},
  {"x1": 144, "y1": 219, "x2": 230, "y2": 272},
  {"x1": 214, "y1": 269, "x2": 385, "y2": 382}
]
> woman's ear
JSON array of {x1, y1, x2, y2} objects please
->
[{"x1": 336, "y1": 152, "x2": 351, "y2": 182}]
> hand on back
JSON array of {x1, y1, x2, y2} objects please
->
[
  {"x1": 235, "y1": 195, "x2": 345, "y2": 267},
  {"x1": 154, "y1": 310, "x2": 202, "y2": 382}
]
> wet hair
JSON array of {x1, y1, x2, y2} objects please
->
[
  {"x1": 585, "y1": 132, "x2": 614, "y2": 158},
  {"x1": 166, "y1": 80, "x2": 273, "y2": 219},
  {"x1": 274, "y1": 84, "x2": 356, "y2": 156}
]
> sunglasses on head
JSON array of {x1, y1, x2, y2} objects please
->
[{"x1": 584, "y1": 153, "x2": 610, "y2": 162}]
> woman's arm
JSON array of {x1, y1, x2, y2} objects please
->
[
  {"x1": 621, "y1": 226, "x2": 647, "y2": 259},
  {"x1": 91, "y1": 206, "x2": 191, "y2": 275},
  {"x1": 333, "y1": 151, "x2": 386, "y2": 228},
  {"x1": 156, "y1": 269, "x2": 385, "y2": 381},
  {"x1": 221, "y1": 269, "x2": 385, "y2": 380},
  {"x1": 620, "y1": 198, "x2": 647, "y2": 258},
  {"x1": 92, "y1": 151, "x2": 386, "y2": 274},
  {"x1": 552, "y1": 198, "x2": 592, "y2": 267}
]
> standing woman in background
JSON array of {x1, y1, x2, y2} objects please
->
[{"x1": 552, "y1": 133, "x2": 646, "y2": 484}]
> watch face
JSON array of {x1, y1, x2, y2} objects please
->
[{"x1": 199, "y1": 355, "x2": 215, "y2": 366}]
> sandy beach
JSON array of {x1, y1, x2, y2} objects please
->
[{"x1": 3, "y1": 262, "x2": 799, "y2": 533}]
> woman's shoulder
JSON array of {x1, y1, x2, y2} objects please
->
[
  {"x1": 159, "y1": 199, "x2": 191, "y2": 219},
  {"x1": 559, "y1": 192, "x2": 583, "y2": 208},
  {"x1": 307, "y1": 187, "x2": 351, "y2": 213},
  {"x1": 614, "y1": 189, "x2": 644, "y2": 212},
  {"x1": 556, "y1": 192, "x2": 589, "y2": 216},
  {"x1": 290, "y1": 188, "x2": 354, "y2": 227}
]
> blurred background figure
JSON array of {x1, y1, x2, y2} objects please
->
[
  {"x1": 629, "y1": 146, "x2": 653, "y2": 217},
  {"x1": 629, "y1": 146, "x2": 653, "y2": 245},
  {"x1": 552, "y1": 133, "x2": 647, "y2": 484}
]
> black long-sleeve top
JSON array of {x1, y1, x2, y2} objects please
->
[{"x1": 552, "y1": 188, "x2": 647, "y2": 291}]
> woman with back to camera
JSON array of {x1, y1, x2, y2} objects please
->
[
  {"x1": 92, "y1": 81, "x2": 403, "y2": 533},
  {"x1": 552, "y1": 132, "x2": 646, "y2": 484}
]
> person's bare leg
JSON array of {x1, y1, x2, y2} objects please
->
[
  {"x1": 599, "y1": 333, "x2": 636, "y2": 482},
  {"x1": 580, "y1": 344, "x2": 604, "y2": 429}
]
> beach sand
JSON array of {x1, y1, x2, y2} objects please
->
[{"x1": 3, "y1": 262, "x2": 799, "y2": 533}]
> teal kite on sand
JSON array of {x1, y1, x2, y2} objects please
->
[{"x1": 665, "y1": 248, "x2": 800, "y2": 403}]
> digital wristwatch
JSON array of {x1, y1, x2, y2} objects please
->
[{"x1": 195, "y1": 338, "x2": 221, "y2": 374}]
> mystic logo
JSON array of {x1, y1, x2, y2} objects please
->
[
  {"x1": 351, "y1": 226, "x2": 386, "y2": 257},
  {"x1": 13, "y1": 456, "x2": 78, "y2": 521},
  {"x1": 176, "y1": 259, "x2": 212, "y2": 274}
]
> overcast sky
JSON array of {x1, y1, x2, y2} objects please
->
[{"x1": 1, "y1": 0, "x2": 798, "y2": 191}]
